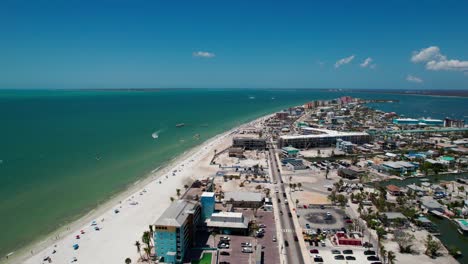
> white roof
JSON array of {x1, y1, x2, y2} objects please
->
[
  {"x1": 225, "y1": 191, "x2": 263, "y2": 202},
  {"x1": 201, "y1": 192, "x2": 215, "y2": 198},
  {"x1": 281, "y1": 131, "x2": 368, "y2": 140}
]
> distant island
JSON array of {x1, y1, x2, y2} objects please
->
[{"x1": 325, "y1": 89, "x2": 468, "y2": 98}]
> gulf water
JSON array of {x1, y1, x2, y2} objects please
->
[{"x1": 0, "y1": 89, "x2": 466, "y2": 257}]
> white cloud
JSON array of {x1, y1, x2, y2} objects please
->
[
  {"x1": 411, "y1": 46, "x2": 446, "y2": 63},
  {"x1": 411, "y1": 46, "x2": 468, "y2": 72},
  {"x1": 192, "y1": 51, "x2": 215, "y2": 58},
  {"x1": 360, "y1": 57, "x2": 374, "y2": 68},
  {"x1": 335, "y1": 55, "x2": 355, "y2": 68},
  {"x1": 406, "y1": 74, "x2": 423, "y2": 83}
]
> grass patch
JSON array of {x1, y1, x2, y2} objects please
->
[{"x1": 191, "y1": 252, "x2": 212, "y2": 264}]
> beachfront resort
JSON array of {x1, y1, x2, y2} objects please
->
[{"x1": 17, "y1": 96, "x2": 468, "y2": 264}]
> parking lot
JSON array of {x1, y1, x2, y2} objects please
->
[
  {"x1": 216, "y1": 235, "x2": 255, "y2": 264},
  {"x1": 297, "y1": 207, "x2": 347, "y2": 231},
  {"x1": 309, "y1": 247, "x2": 381, "y2": 264}
]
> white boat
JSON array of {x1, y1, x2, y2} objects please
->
[{"x1": 151, "y1": 132, "x2": 159, "y2": 139}]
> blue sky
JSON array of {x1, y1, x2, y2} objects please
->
[{"x1": 1, "y1": 0, "x2": 467, "y2": 89}]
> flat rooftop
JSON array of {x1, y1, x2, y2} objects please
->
[{"x1": 153, "y1": 200, "x2": 198, "y2": 227}]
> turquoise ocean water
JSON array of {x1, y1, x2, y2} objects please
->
[{"x1": 0, "y1": 89, "x2": 466, "y2": 257}]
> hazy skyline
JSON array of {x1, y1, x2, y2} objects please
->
[{"x1": 1, "y1": 0, "x2": 467, "y2": 89}]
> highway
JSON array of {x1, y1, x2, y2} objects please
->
[{"x1": 268, "y1": 145, "x2": 305, "y2": 264}]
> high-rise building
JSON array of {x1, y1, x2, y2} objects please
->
[
  {"x1": 200, "y1": 192, "x2": 215, "y2": 221},
  {"x1": 153, "y1": 200, "x2": 201, "y2": 264}
]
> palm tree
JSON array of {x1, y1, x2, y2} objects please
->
[
  {"x1": 387, "y1": 251, "x2": 396, "y2": 264},
  {"x1": 142, "y1": 231, "x2": 152, "y2": 252},
  {"x1": 135, "y1": 241, "x2": 142, "y2": 260},
  {"x1": 143, "y1": 247, "x2": 151, "y2": 260},
  {"x1": 176, "y1": 188, "x2": 181, "y2": 197},
  {"x1": 125, "y1": 257, "x2": 132, "y2": 264}
]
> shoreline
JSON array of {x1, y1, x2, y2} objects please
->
[{"x1": 5, "y1": 112, "x2": 274, "y2": 264}]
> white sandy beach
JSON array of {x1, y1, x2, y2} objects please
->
[{"x1": 7, "y1": 115, "x2": 271, "y2": 264}]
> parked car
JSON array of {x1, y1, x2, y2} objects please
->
[
  {"x1": 363, "y1": 242, "x2": 373, "y2": 248},
  {"x1": 242, "y1": 247, "x2": 253, "y2": 253},
  {"x1": 334, "y1": 255, "x2": 345, "y2": 260},
  {"x1": 220, "y1": 251, "x2": 230, "y2": 256},
  {"x1": 346, "y1": 256, "x2": 356, "y2": 260},
  {"x1": 220, "y1": 236, "x2": 230, "y2": 241},
  {"x1": 240, "y1": 242, "x2": 252, "y2": 247},
  {"x1": 364, "y1": 250, "x2": 376, "y2": 255},
  {"x1": 288, "y1": 212, "x2": 292, "y2": 217},
  {"x1": 320, "y1": 240, "x2": 326, "y2": 247},
  {"x1": 331, "y1": 250, "x2": 341, "y2": 254},
  {"x1": 313, "y1": 255, "x2": 323, "y2": 262},
  {"x1": 367, "y1": 256, "x2": 379, "y2": 261},
  {"x1": 272, "y1": 236, "x2": 277, "y2": 242},
  {"x1": 219, "y1": 262, "x2": 230, "y2": 264},
  {"x1": 309, "y1": 249, "x2": 319, "y2": 254},
  {"x1": 343, "y1": 249, "x2": 353, "y2": 254},
  {"x1": 284, "y1": 240, "x2": 289, "y2": 247},
  {"x1": 305, "y1": 223, "x2": 310, "y2": 229},
  {"x1": 294, "y1": 235, "x2": 298, "y2": 242}
]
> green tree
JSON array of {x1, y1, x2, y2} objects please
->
[
  {"x1": 170, "y1": 197, "x2": 175, "y2": 202},
  {"x1": 125, "y1": 258, "x2": 132, "y2": 264},
  {"x1": 336, "y1": 194, "x2": 348, "y2": 206},
  {"x1": 143, "y1": 247, "x2": 151, "y2": 260},
  {"x1": 176, "y1": 188, "x2": 181, "y2": 197},
  {"x1": 297, "y1": 182, "x2": 302, "y2": 189},
  {"x1": 387, "y1": 251, "x2": 396, "y2": 264},
  {"x1": 425, "y1": 234, "x2": 441, "y2": 257},
  {"x1": 184, "y1": 184, "x2": 189, "y2": 189}
]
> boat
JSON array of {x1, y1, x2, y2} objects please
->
[
  {"x1": 151, "y1": 132, "x2": 159, "y2": 139},
  {"x1": 176, "y1": 123, "x2": 185, "y2": 127}
]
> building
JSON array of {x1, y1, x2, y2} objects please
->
[
  {"x1": 233, "y1": 137, "x2": 267, "y2": 150},
  {"x1": 200, "y1": 192, "x2": 215, "y2": 221},
  {"x1": 153, "y1": 200, "x2": 201, "y2": 264},
  {"x1": 205, "y1": 212, "x2": 250, "y2": 234},
  {"x1": 381, "y1": 212, "x2": 408, "y2": 227},
  {"x1": 420, "y1": 196, "x2": 445, "y2": 214},
  {"x1": 393, "y1": 118, "x2": 444, "y2": 126},
  {"x1": 278, "y1": 130, "x2": 370, "y2": 149},
  {"x1": 445, "y1": 118, "x2": 465, "y2": 128},
  {"x1": 381, "y1": 161, "x2": 417, "y2": 176},
  {"x1": 276, "y1": 111, "x2": 289, "y2": 120},
  {"x1": 336, "y1": 139, "x2": 355, "y2": 154},
  {"x1": 284, "y1": 159, "x2": 307, "y2": 170},
  {"x1": 337, "y1": 167, "x2": 365, "y2": 179},
  {"x1": 224, "y1": 191, "x2": 264, "y2": 208},
  {"x1": 386, "y1": 185, "x2": 403, "y2": 196},
  {"x1": 228, "y1": 147, "x2": 244, "y2": 158},
  {"x1": 281, "y1": 146, "x2": 300, "y2": 157}
]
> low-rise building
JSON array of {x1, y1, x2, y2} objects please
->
[
  {"x1": 224, "y1": 191, "x2": 264, "y2": 208},
  {"x1": 386, "y1": 185, "x2": 403, "y2": 196},
  {"x1": 233, "y1": 137, "x2": 267, "y2": 150},
  {"x1": 205, "y1": 212, "x2": 249, "y2": 234}
]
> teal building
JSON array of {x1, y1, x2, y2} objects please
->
[{"x1": 153, "y1": 200, "x2": 201, "y2": 263}]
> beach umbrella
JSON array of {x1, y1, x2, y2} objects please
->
[{"x1": 73, "y1": 244, "x2": 79, "y2": 250}]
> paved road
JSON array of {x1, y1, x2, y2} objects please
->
[{"x1": 268, "y1": 146, "x2": 305, "y2": 264}]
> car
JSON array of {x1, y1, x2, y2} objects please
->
[
  {"x1": 259, "y1": 224, "x2": 266, "y2": 228},
  {"x1": 288, "y1": 212, "x2": 292, "y2": 217},
  {"x1": 343, "y1": 249, "x2": 353, "y2": 254},
  {"x1": 294, "y1": 235, "x2": 298, "y2": 241},
  {"x1": 219, "y1": 262, "x2": 230, "y2": 264},
  {"x1": 303, "y1": 204, "x2": 308, "y2": 208},
  {"x1": 320, "y1": 240, "x2": 326, "y2": 247},
  {"x1": 320, "y1": 205, "x2": 325, "y2": 209},
  {"x1": 305, "y1": 223, "x2": 310, "y2": 229},
  {"x1": 218, "y1": 243, "x2": 229, "y2": 249},
  {"x1": 284, "y1": 199, "x2": 289, "y2": 204},
  {"x1": 325, "y1": 212, "x2": 332, "y2": 219},
  {"x1": 284, "y1": 240, "x2": 289, "y2": 247},
  {"x1": 345, "y1": 219, "x2": 353, "y2": 224},
  {"x1": 363, "y1": 242, "x2": 373, "y2": 248},
  {"x1": 343, "y1": 215, "x2": 351, "y2": 220},
  {"x1": 220, "y1": 251, "x2": 230, "y2": 256},
  {"x1": 331, "y1": 250, "x2": 341, "y2": 254},
  {"x1": 310, "y1": 249, "x2": 319, "y2": 254},
  {"x1": 220, "y1": 236, "x2": 230, "y2": 241},
  {"x1": 272, "y1": 236, "x2": 277, "y2": 242},
  {"x1": 370, "y1": 262, "x2": 382, "y2": 264},
  {"x1": 313, "y1": 255, "x2": 323, "y2": 262},
  {"x1": 240, "y1": 242, "x2": 252, "y2": 247},
  {"x1": 345, "y1": 256, "x2": 356, "y2": 260},
  {"x1": 334, "y1": 255, "x2": 345, "y2": 260},
  {"x1": 283, "y1": 193, "x2": 286, "y2": 198},
  {"x1": 367, "y1": 256, "x2": 380, "y2": 261},
  {"x1": 364, "y1": 250, "x2": 376, "y2": 255},
  {"x1": 242, "y1": 247, "x2": 253, "y2": 253}
]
